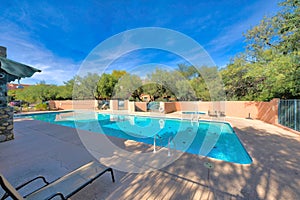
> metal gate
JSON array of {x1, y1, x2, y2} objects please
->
[
  {"x1": 278, "y1": 99, "x2": 300, "y2": 132},
  {"x1": 118, "y1": 100, "x2": 125, "y2": 110}
]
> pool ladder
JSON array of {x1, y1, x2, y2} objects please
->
[{"x1": 153, "y1": 134, "x2": 175, "y2": 157}]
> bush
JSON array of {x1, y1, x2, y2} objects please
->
[
  {"x1": 13, "y1": 106, "x2": 21, "y2": 113},
  {"x1": 20, "y1": 105, "x2": 35, "y2": 112},
  {"x1": 34, "y1": 103, "x2": 48, "y2": 111},
  {"x1": 21, "y1": 105, "x2": 29, "y2": 112}
]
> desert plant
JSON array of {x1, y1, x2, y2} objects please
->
[{"x1": 34, "y1": 103, "x2": 48, "y2": 111}]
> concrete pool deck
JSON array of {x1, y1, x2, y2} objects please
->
[{"x1": 0, "y1": 114, "x2": 299, "y2": 199}]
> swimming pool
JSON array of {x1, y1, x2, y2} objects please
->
[{"x1": 17, "y1": 111, "x2": 252, "y2": 164}]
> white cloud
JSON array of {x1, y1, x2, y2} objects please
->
[
  {"x1": 77, "y1": 31, "x2": 141, "y2": 76},
  {"x1": 207, "y1": 23, "x2": 247, "y2": 53},
  {"x1": 205, "y1": 0, "x2": 280, "y2": 66},
  {"x1": 0, "y1": 20, "x2": 79, "y2": 85},
  {"x1": 208, "y1": 1, "x2": 279, "y2": 51},
  {"x1": 183, "y1": 14, "x2": 213, "y2": 33}
]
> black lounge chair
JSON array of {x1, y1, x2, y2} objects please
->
[{"x1": 0, "y1": 161, "x2": 115, "y2": 200}]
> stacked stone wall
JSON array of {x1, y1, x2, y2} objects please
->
[{"x1": 0, "y1": 106, "x2": 14, "y2": 142}]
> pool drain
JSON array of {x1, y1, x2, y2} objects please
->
[
  {"x1": 204, "y1": 162, "x2": 214, "y2": 181},
  {"x1": 204, "y1": 162, "x2": 214, "y2": 169}
]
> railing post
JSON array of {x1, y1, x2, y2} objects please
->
[
  {"x1": 278, "y1": 99, "x2": 299, "y2": 132},
  {"x1": 153, "y1": 135, "x2": 156, "y2": 153},
  {"x1": 278, "y1": 100, "x2": 281, "y2": 124},
  {"x1": 295, "y1": 99, "x2": 297, "y2": 131}
]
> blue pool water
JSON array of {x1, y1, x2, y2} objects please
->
[{"x1": 17, "y1": 111, "x2": 252, "y2": 164}]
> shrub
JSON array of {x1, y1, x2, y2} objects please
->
[
  {"x1": 34, "y1": 103, "x2": 48, "y2": 111},
  {"x1": 13, "y1": 106, "x2": 21, "y2": 113},
  {"x1": 21, "y1": 105, "x2": 29, "y2": 112}
]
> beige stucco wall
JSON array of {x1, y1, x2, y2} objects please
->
[
  {"x1": 135, "y1": 102, "x2": 147, "y2": 112},
  {"x1": 49, "y1": 100, "x2": 97, "y2": 110},
  {"x1": 128, "y1": 101, "x2": 135, "y2": 113},
  {"x1": 109, "y1": 100, "x2": 119, "y2": 110},
  {"x1": 50, "y1": 99, "x2": 280, "y2": 125},
  {"x1": 170, "y1": 99, "x2": 279, "y2": 124}
]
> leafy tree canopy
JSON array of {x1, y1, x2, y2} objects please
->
[{"x1": 222, "y1": 0, "x2": 299, "y2": 100}]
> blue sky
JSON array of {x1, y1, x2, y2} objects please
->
[{"x1": 0, "y1": 0, "x2": 280, "y2": 85}]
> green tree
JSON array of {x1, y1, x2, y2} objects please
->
[
  {"x1": 198, "y1": 66, "x2": 225, "y2": 101},
  {"x1": 222, "y1": 0, "x2": 300, "y2": 100},
  {"x1": 176, "y1": 65, "x2": 224, "y2": 101},
  {"x1": 276, "y1": 0, "x2": 300, "y2": 54},
  {"x1": 111, "y1": 70, "x2": 127, "y2": 80},
  {"x1": 221, "y1": 56, "x2": 256, "y2": 100},
  {"x1": 177, "y1": 64, "x2": 200, "y2": 80},
  {"x1": 13, "y1": 83, "x2": 59, "y2": 103},
  {"x1": 175, "y1": 80, "x2": 196, "y2": 101},
  {"x1": 95, "y1": 73, "x2": 117, "y2": 100},
  {"x1": 113, "y1": 74, "x2": 143, "y2": 100},
  {"x1": 146, "y1": 68, "x2": 180, "y2": 100},
  {"x1": 7, "y1": 90, "x2": 17, "y2": 101},
  {"x1": 190, "y1": 77, "x2": 210, "y2": 101},
  {"x1": 56, "y1": 79, "x2": 75, "y2": 100},
  {"x1": 141, "y1": 83, "x2": 175, "y2": 101},
  {"x1": 73, "y1": 73, "x2": 100, "y2": 99},
  {"x1": 245, "y1": 0, "x2": 299, "y2": 58}
]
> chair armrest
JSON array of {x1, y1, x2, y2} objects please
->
[
  {"x1": 0, "y1": 176, "x2": 49, "y2": 200},
  {"x1": 15, "y1": 176, "x2": 49, "y2": 190},
  {"x1": 45, "y1": 192, "x2": 67, "y2": 200}
]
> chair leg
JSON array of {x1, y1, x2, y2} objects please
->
[{"x1": 109, "y1": 168, "x2": 115, "y2": 182}]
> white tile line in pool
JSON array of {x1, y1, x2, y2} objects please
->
[{"x1": 14, "y1": 109, "x2": 229, "y2": 123}]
